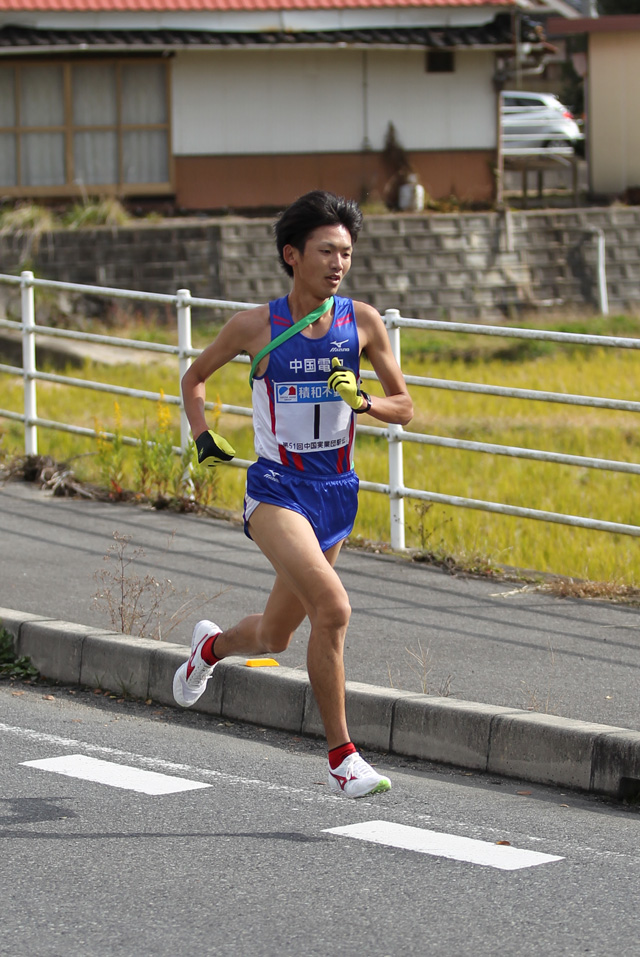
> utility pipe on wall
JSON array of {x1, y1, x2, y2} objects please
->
[{"x1": 587, "y1": 226, "x2": 609, "y2": 316}]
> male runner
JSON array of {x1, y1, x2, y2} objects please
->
[{"x1": 173, "y1": 190, "x2": 413, "y2": 798}]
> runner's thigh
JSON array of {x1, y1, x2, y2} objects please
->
[{"x1": 248, "y1": 504, "x2": 348, "y2": 616}]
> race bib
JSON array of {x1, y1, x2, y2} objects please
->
[{"x1": 274, "y1": 380, "x2": 352, "y2": 451}]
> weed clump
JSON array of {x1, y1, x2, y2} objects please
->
[
  {"x1": 94, "y1": 394, "x2": 220, "y2": 510},
  {"x1": 61, "y1": 197, "x2": 131, "y2": 230},
  {"x1": 92, "y1": 531, "x2": 221, "y2": 641},
  {"x1": 0, "y1": 627, "x2": 39, "y2": 681}
]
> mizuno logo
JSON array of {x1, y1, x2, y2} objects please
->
[
  {"x1": 186, "y1": 634, "x2": 211, "y2": 679},
  {"x1": 331, "y1": 338, "x2": 349, "y2": 349},
  {"x1": 329, "y1": 771, "x2": 356, "y2": 791},
  {"x1": 264, "y1": 469, "x2": 282, "y2": 483},
  {"x1": 186, "y1": 646, "x2": 201, "y2": 679}
]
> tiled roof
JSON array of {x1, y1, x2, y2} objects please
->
[
  {"x1": 0, "y1": 0, "x2": 510, "y2": 11},
  {"x1": 0, "y1": 15, "x2": 528, "y2": 49}
]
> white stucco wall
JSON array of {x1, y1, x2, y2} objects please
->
[
  {"x1": 589, "y1": 32, "x2": 640, "y2": 194},
  {"x1": 171, "y1": 47, "x2": 496, "y2": 156}
]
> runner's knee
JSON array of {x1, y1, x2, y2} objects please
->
[{"x1": 312, "y1": 590, "x2": 351, "y2": 634}]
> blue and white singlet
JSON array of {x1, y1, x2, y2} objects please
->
[{"x1": 250, "y1": 295, "x2": 360, "y2": 476}]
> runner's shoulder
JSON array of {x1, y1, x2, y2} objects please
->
[
  {"x1": 352, "y1": 299, "x2": 383, "y2": 323},
  {"x1": 227, "y1": 304, "x2": 270, "y2": 342},
  {"x1": 226, "y1": 303, "x2": 271, "y2": 349},
  {"x1": 230, "y1": 302, "x2": 270, "y2": 330},
  {"x1": 352, "y1": 299, "x2": 385, "y2": 344}
]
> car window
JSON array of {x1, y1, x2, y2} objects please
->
[
  {"x1": 503, "y1": 95, "x2": 542, "y2": 109},
  {"x1": 520, "y1": 97, "x2": 544, "y2": 108}
]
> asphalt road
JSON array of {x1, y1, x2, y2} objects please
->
[
  {"x1": 2, "y1": 681, "x2": 638, "y2": 957},
  {"x1": 1, "y1": 481, "x2": 638, "y2": 731}
]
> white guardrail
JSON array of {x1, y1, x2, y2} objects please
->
[{"x1": 2, "y1": 270, "x2": 640, "y2": 550}]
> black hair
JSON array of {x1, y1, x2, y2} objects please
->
[{"x1": 274, "y1": 190, "x2": 363, "y2": 278}]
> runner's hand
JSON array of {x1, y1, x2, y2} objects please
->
[
  {"x1": 327, "y1": 357, "x2": 365, "y2": 411},
  {"x1": 195, "y1": 430, "x2": 236, "y2": 466}
]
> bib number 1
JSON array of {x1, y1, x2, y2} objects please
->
[{"x1": 274, "y1": 380, "x2": 352, "y2": 451}]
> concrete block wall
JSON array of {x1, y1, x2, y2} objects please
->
[
  {"x1": 1, "y1": 207, "x2": 639, "y2": 321},
  {"x1": 340, "y1": 213, "x2": 534, "y2": 320},
  {"x1": 0, "y1": 224, "x2": 226, "y2": 301},
  {"x1": 509, "y1": 208, "x2": 640, "y2": 312}
]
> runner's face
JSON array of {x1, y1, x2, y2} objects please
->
[{"x1": 288, "y1": 225, "x2": 353, "y2": 297}]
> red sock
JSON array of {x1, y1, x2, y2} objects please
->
[
  {"x1": 200, "y1": 632, "x2": 221, "y2": 666},
  {"x1": 328, "y1": 742, "x2": 357, "y2": 770}
]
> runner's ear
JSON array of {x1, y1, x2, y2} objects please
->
[{"x1": 282, "y1": 244, "x2": 298, "y2": 268}]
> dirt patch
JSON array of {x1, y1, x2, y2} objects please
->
[{"x1": 0, "y1": 329, "x2": 174, "y2": 369}]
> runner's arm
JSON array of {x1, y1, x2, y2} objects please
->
[
  {"x1": 354, "y1": 302, "x2": 413, "y2": 426},
  {"x1": 182, "y1": 305, "x2": 269, "y2": 439}
]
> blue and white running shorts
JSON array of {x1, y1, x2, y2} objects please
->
[{"x1": 243, "y1": 457, "x2": 359, "y2": 552}]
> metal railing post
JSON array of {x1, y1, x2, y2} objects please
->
[
  {"x1": 21, "y1": 270, "x2": 37, "y2": 455},
  {"x1": 177, "y1": 288, "x2": 192, "y2": 452},
  {"x1": 593, "y1": 227, "x2": 609, "y2": 316},
  {"x1": 384, "y1": 308, "x2": 406, "y2": 550}
]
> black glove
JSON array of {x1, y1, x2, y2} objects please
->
[{"x1": 195, "y1": 430, "x2": 236, "y2": 466}]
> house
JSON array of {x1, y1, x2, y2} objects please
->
[
  {"x1": 0, "y1": 0, "x2": 574, "y2": 211},
  {"x1": 548, "y1": 14, "x2": 640, "y2": 199}
]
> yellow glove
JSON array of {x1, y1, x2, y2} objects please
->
[
  {"x1": 327, "y1": 357, "x2": 371, "y2": 413},
  {"x1": 195, "y1": 430, "x2": 236, "y2": 466}
]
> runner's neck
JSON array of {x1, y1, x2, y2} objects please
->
[{"x1": 287, "y1": 294, "x2": 334, "y2": 325}]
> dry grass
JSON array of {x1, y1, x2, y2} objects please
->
[
  {"x1": 92, "y1": 531, "x2": 222, "y2": 641},
  {"x1": 538, "y1": 578, "x2": 640, "y2": 604}
]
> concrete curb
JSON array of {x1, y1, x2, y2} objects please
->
[{"x1": 2, "y1": 606, "x2": 639, "y2": 800}]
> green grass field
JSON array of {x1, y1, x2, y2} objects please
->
[{"x1": 2, "y1": 316, "x2": 640, "y2": 585}]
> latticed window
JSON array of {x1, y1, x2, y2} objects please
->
[{"x1": 0, "y1": 58, "x2": 171, "y2": 195}]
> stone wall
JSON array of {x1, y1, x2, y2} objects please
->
[{"x1": 1, "y1": 206, "x2": 639, "y2": 321}]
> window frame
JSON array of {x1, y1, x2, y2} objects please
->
[
  {"x1": 0, "y1": 55, "x2": 173, "y2": 197},
  {"x1": 425, "y1": 50, "x2": 455, "y2": 74}
]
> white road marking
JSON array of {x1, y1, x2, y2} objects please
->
[
  {"x1": 324, "y1": 821, "x2": 564, "y2": 871},
  {"x1": 1, "y1": 721, "x2": 339, "y2": 803},
  {"x1": 21, "y1": 754, "x2": 212, "y2": 795}
]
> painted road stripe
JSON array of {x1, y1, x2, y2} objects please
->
[
  {"x1": 324, "y1": 821, "x2": 564, "y2": 871},
  {"x1": 1, "y1": 722, "x2": 341, "y2": 802},
  {"x1": 21, "y1": 754, "x2": 212, "y2": 796}
]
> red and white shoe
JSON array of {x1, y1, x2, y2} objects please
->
[
  {"x1": 173, "y1": 619, "x2": 221, "y2": 708},
  {"x1": 328, "y1": 752, "x2": 391, "y2": 799}
]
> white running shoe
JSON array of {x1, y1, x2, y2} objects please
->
[
  {"x1": 328, "y1": 752, "x2": 392, "y2": 799},
  {"x1": 173, "y1": 619, "x2": 221, "y2": 708}
]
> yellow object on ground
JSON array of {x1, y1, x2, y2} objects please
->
[{"x1": 245, "y1": 658, "x2": 279, "y2": 667}]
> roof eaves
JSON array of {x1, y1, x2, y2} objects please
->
[{"x1": 0, "y1": 16, "x2": 539, "y2": 52}]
